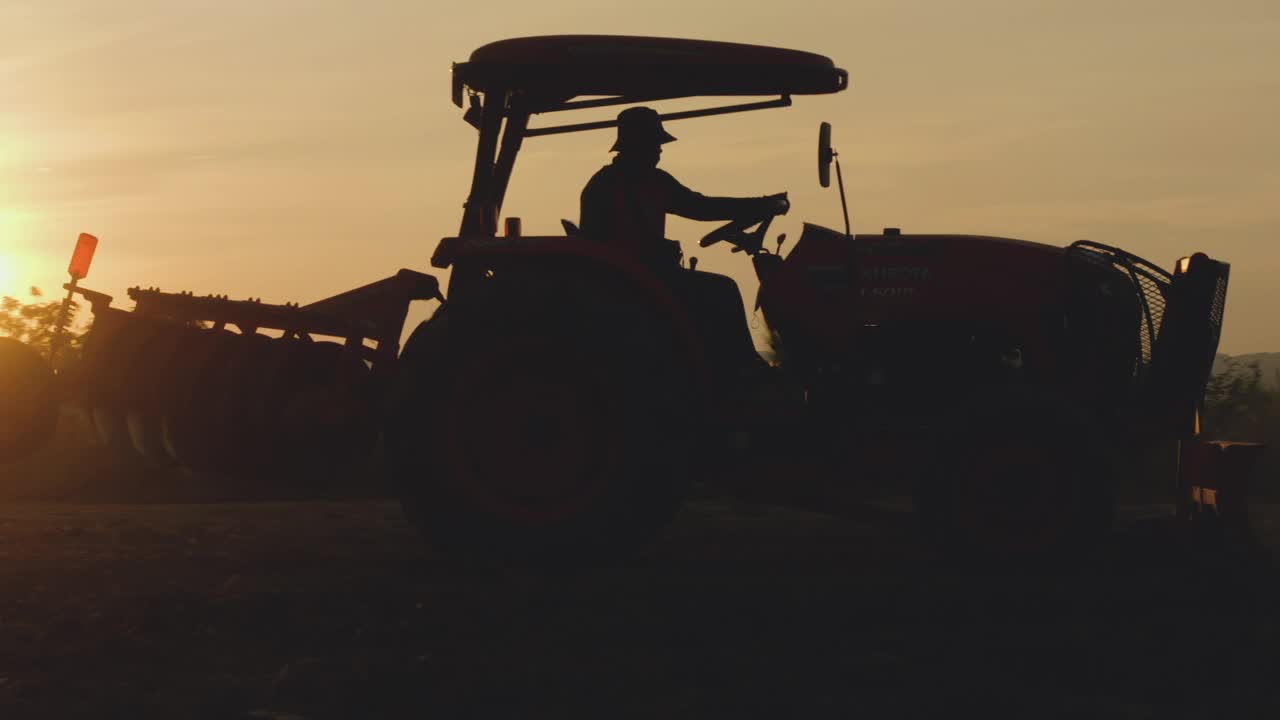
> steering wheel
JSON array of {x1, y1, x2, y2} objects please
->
[{"x1": 698, "y1": 194, "x2": 789, "y2": 255}]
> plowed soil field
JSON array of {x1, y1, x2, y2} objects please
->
[{"x1": 1, "y1": 497, "x2": 1278, "y2": 719}]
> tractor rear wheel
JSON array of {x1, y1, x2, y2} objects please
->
[
  {"x1": 386, "y1": 269, "x2": 695, "y2": 567},
  {"x1": 913, "y1": 384, "x2": 1114, "y2": 564}
]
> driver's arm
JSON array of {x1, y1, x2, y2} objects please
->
[{"x1": 660, "y1": 170, "x2": 781, "y2": 221}]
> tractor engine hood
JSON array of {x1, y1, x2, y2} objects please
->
[
  {"x1": 760, "y1": 224, "x2": 1069, "y2": 354},
  {"x1": 778, "y1": 225, "x2": 1064, "y2": 318}
]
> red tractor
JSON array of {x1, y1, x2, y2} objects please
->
[
  {"x1": 386, "y1": 36, "x2": 1246, "y2": 564},
  {"x1": 0, "y1": 36, "x2": 1258, "y2": 564}
]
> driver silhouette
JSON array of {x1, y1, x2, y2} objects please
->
[
  {"x1": 579, "y1": 107, "x2": 785, "y2": 375},
  {"x1": 580, "y1": 107, "x2": 788, "y2": 266}
]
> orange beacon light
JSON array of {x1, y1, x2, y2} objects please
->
[{"x1": 68, "y1": 233, "x2": 98, "y2": 280}]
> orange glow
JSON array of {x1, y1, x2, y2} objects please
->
[
  {"x1": 0, "y1": 251, "x2": 24, "y2": 300},
  {"x1": 2, "y1": 5, "x2": 1277, "y2": 353},
  {"x1": 0, "y1": 210, "x2": 31, "y2": 299}
]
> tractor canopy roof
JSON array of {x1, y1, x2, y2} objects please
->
[
  {"x1": 452, "y1": 35, "x2": 847, "y2": 105},
  {"x1": 445, "y1": 36, "x2": 847, "y2": 241}
]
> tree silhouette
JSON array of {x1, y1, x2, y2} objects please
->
[
  {"x1": 0, "y1": 287, "x2": 84, "y2": 365},
  {"x1": 1204, "y1": 359, "x2": 1274, "y2": 440},
  {"x1": 1201, "y1": 357, "x2": 1279, "y2": 495}
]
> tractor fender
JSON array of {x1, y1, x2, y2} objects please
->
[
  {"x1": 391, "y1": 305, "x2": 454, "y2": 416},
  {"x1": 443, "y1": 236, "x2": 711, "y2": 390}
]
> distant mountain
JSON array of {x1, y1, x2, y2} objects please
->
[{"x1": 1213, "y1": 352, "x2": 1280, "y2": 389}]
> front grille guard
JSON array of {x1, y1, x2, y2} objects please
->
[
  {"x1": 1205, "y1": 270, "x2": 1229, "y2": 369},
  {"x1": 1065, "y1": 240, "x2": 1173, "y2": 389}
]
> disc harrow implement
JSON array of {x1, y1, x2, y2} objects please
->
[{"x1": 57, "y1": 270, "x2": 440, "y2": 485}]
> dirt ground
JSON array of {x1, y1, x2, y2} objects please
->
[{"x1": 0, "y1": 496, "x2": 1278, "y2": 719}]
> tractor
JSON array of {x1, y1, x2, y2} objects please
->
[{"x1": 0, "y1": 35, "x2": 1262, "y2": 564}]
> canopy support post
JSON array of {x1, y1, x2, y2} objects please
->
[{"x1": 459, "y1": 93, "x2": 506, "y2": 236}]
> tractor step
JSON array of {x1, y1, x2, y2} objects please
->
[{"x1": 1177, "y1": 439, "x2": 1267, "y2": 547}]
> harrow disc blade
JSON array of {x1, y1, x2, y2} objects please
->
[
  {"x1": 160, "y1": 329, "x2": 246, "y2": 473},
  {"x1": 0, "y1": 338, "x2": 58, "y2": 464},
  {"x1": 82, "y1": 316, "x2": 161, "y2": 417},
  {"x1": 90, "y1": 406, "x2": 135, "y2": 455},
  {"x1": 249, "y1": 340, "x2": 378, "y2": 485},
  {"x1": 126, "y1": 410, "x2": 170, "y2": 462},
  {"x1": 122, "y1": 322, "x2": 195, "y2": 464},
  {"x1": 76, "y1": 311, "x2": 135, "y2": 392},
  {"x1": 193, "y1": 333, "x2": 293, "y2": 477},
  {"x1": 80, "y1": 315, "x2": 169, "y2": 460}
]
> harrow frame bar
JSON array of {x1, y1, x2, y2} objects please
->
[{"x1": 68, "y1": 269, "x2": 441, "y2": 373}]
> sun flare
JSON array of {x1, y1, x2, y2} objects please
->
[
  {"x1": 0, "y1": 254, "x2": 16, "y2": 299},
  {"x1": 0, "y1": 210, "x2": 34, "y2": 300}
]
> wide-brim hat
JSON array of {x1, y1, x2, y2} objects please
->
[{"x1": 610, "y1": 106, "x2": 677, "y2": 151}]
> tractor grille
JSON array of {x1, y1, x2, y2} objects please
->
[
  {"x1": 1065, "y1": 241, "x2": 1172, "y2": 381},
  {"x1": 1209, "y1": 275, "x2": 1227, "y2": 329},
  {"x1": 1208, "y1": 273, "x2": 1228, "y2": 339},
  {"x1": 1203, "y1": 268, "x2": 1230, "y2": 371}
]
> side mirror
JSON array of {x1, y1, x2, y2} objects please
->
[
  {"x1": 818, "y1": 121, "x2": 834, "y2": 188},
  {"x1": 817, "y1": 122, "x2": 852, "y2": 238}
]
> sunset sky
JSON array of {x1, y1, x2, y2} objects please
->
[{"x1": 2, "y1": 0, "x2": 1277, "y2": 352}]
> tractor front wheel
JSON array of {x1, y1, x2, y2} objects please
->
[{"x1": 913, "y1": 385, "x2": 1115, "y2": 564}]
